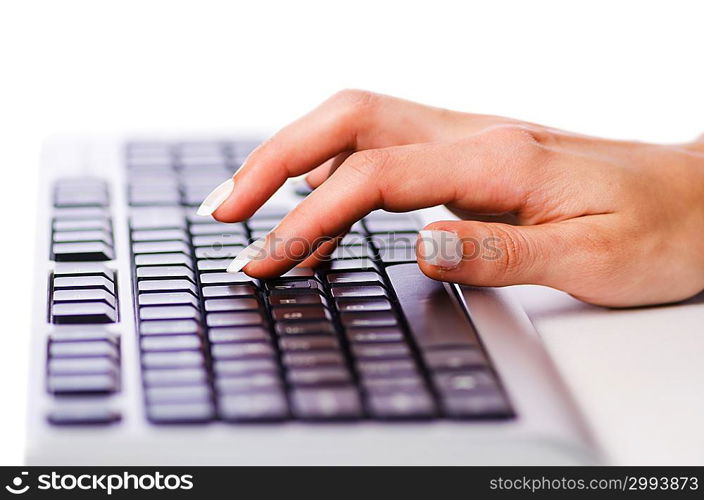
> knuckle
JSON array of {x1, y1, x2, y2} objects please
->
[
  {"x1": 480, "y1": 124, "x2": 550, "y2": 148},
  {"x1": 329, "y1": 88, "x2": 380, "y2": 114},
  {"x1": 343, "y1": 149, "x2": 390, "y2": 179},
  {"x1": 475, "y1": 124, "x2": 553, "y2": 169}
]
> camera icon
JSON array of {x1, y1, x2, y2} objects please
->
[{"x1": 5, "y1": 472, "x2": 29, "y2": 495}]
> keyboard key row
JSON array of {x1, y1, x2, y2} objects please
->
[
  {"x1": 52, "y1": 179, "x2": 115, "y2": 262},
  {"x1": 51, "y1": 267, "x2": 118, "y2": 324}
]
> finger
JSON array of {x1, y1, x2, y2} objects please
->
[
  {"x1": 210, "y1": 89, "x2": 485, "y2": 222},
  {"x1": 238, "y1": 136, "x2": 550, "y2": 277},
  {"x1": 298, "y1": 233, "x2": 344, "y2": 268},
  {"x1": 415, "y1": 217, "x2": 617, "y2": 297},
  {"x1": 305, "y1": 152, "x2": 352, "y2": 188}
]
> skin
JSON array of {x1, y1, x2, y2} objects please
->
[{"x1": 212, "y1": 89, "x2": 704, "y2": 307}]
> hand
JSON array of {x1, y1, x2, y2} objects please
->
[{"x1": 204, "y1": 90, "x2": 704, "y2": 307}]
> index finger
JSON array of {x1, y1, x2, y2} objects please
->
[{"x1": 207, "y1": 90, "x2": 477, "y2": 222}]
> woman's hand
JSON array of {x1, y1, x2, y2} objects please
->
[{"x1": 203, "y1": 90, "x2": 704, "y2": 307}]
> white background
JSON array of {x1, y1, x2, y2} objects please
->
[{"x1": 0, "y1": 0, "x2": 702, "y2": 465}]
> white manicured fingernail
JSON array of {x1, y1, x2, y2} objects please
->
[
  {"x1": 196, "y1": 178, "x2": 234, "y2": 216},
  {"x1": 227, "y1": 237, "x2": 268, "y2": 273},
  {"x1": 418, "y1": 230, "x2": 463, "y2": 268}
]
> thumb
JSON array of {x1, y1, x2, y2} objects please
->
[{"x1": 416, "y1": 219, "x2": 599, "y2": 288}]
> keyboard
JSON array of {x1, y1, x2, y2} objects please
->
[{"x1": 43, "y1": 140, "x2": 514, "y2": 425}]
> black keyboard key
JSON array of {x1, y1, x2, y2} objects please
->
[
  {"x1": 140, "y1": 319, "x2": 201, "y2": 336},
  {"x1": 331, "y1": 245, "x2": 373, "y2": 259},
  {"x1": 208, "y1": 326, "x2": 270, "y2": 344},
  {"x1": 52, "y1": 289, "x2": 116, "y2": 308},
  {"x1": 190, "y1": 223, "x2": 247, "y2": 235},
  {"x1": 54, "y1": 190, "x2": 108, "y2": 208},
  {"x1": 143, "y1": 368, "x2": 207, "y2": 387},
  {"x1": 215, "y1": 373, "x2": 281, "y2": 393},
  {"x1": 290, "y1": 386, "x2": 363, "y2": 420},
  {"x1": 145, "y1": 385, "x2": 212, "y2": 403},
  {"x1": 199, "y1": 272, "x2": 254, "y2": 285},
  {"x1": 206, "y1": 311, "x2": 265, "y2": 327},
  {"x1": 282, "y1": 351, "x2": 345, "y2": 369},
  {"x1": 147, "y1": 401, "x2": 215, "y2": 423},
  {"x1": 129, "y1": 187, "x2": 181, "y2": 206},
  {"x1": 196, "y1": 258, "x2": 233, "y2": 271},
  {"x1": 52, "y1": 242, "x2": 114, "y2": 261},
  {"x1": 53, "y1": 262, "x2": 113, "y2": 280},
  {"x1": 211, "y1": 342, "x2": 274, "y2": 360},
  {"x1": 357, "y1": 359, "x2": 419, "y2": 378},
  {"x1": 54, "y1": 275, "x2": 115, "y2": 294},
  {"x1": 330, "y1": 285, "x2": 387, "y2": 298},
  {"x1": 135, "y1": 253, "x2": 193, "y2": 267},
  {"x1": 140, "y1": 305, "x2": 200, "y2": 321},
  {"x1": 48, "y1": 357, "x2": 117, "y2": 375},
  {"x1": 141, "y1": 335, "x2": 202, "y2": 352},
  {"x1": 424, "y1": 348, "x2": 487, "y2": 371},
  {"x1": 362, "y1": 376, "x2": 425, "y2": 394},
  {"x1": 47, "y1": 403, "x2": 121, "y2": 426},
  {"x1": 132, "y1": 241, "x2": 190, "y2": 254},
  {"x1": 351, "y1": 343, "x2": 411, "y2": 360},
  {"x1": 49, "y1": 340, "x2": 118, "y2": 358},
  {"x1": 53, "y1": 207, "x2": 109, "y2": 220},
  {"x1": 192, "y1": 234, "x2": 248, "y2": 247},
  {"x1": 214, "y1": 359, "x2": 278, "y2": 377},
  {"x1": 378, "y1": 246, "x2": 417, "y2": 263},
  {"x1": 266, "y1": 279, "x2": 324, "y2": 294},
  {"x1": 49, "y1": 330, "x2": 118, "y2": 343},
  {"x1": 268, "y1": 293, "x2": 327, "y2": 307},
  {"x1": 202, "y1": 284, "x2": 258, "y2": 298},
  {"x1": 326, "y1": 271, "x2": 383, "y2": 285},
  {"x1": 346, "y1": 327, "x2": 405, "y2": 344},
  {"x1": 386, "y1": 263, "x2": 479, "y2": 349},
  {"x1": 433, "y1": 370, "x2": 496, "y2": 393},
  {"x1": 441, "y1": 393, "x2": 512, "y2": 419},
  {"x1": 367, "y1": 389, "x2": 437, "y2": 419},
  {"x1": 275, "y1": 321, "x2": 335, "y2": 336},
  {"x1": 319, "y1": 258, "x2": 377, "y2": 272},
  {"x1": 52, "y1": 302, "x2": 117, "y2": 324},
  {"x1": 271, "y1": 305, "x2": 331, "y2": 322},
  {"x1": 136, "y1": 265, "x2": 195, "y2": 281},
  {"x1": 204, "y1": 297, "x2": 259, "y2": 312},
  {"x1": 142, "y1": 351, "x2": 205, "y2": 369},
  {"x1": 340, "y1": 311, "x2": 397, "y2": 328},
  {"x1": 131, "y1": 229, "x2": 189, "y2": 242},
  {"x1": 195, "y1": 245, "x2": 245, "y2": 259},
  {"x1": 130, "y1": 207, "x2": 185, "y2": 230},
  {"x1": 279, "y1": 336, "x2": 339, "y2": 352},
  {"x1": 368, "y1": 232, "x2": 418, "y2": 249},
  {"x1": 434, "y1": 372, "x2": 512, "y2": 418},
  {"x1": 335, "y1": 298, "x2": 392, "y2": 312},
  {"x1": 53, "y1": 230, "x2": 112, "y2": 245},
  {"x1": 48, "y1": 374, "x2": 117, "y2": 394},
  {"x1": 287, "y1": 367, "x2": 352, "y2": 387},
  {"x1": 138, "y1": 279, "x2": 197, "y2": 294},
  {"x1": 219, "y1": 392, "x2": 289, "y2": 421},
  {"x1": 53, "y1": 218, "x2": 111, "y2": 232}
]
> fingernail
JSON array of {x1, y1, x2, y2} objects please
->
[
  {"x1": 418, "y1": 230, "x2": 463, "y2": 268},
  {"x1": 196, "y1": 178, "x2": 234, "y2": 216},
  {"x1": 227, "y1": 237, "x2": 268, "y2": 273}
]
